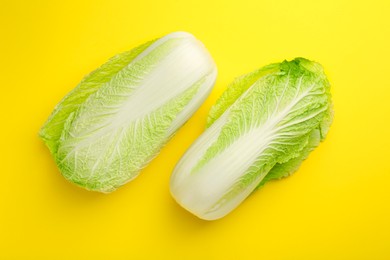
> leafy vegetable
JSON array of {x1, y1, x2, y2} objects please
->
[
  {"x1": 40, "y1": 32, "x2": 217, "y2": 193},
  {"x1": 170, "y1": 58, "x2": 333, "y2": 220}
]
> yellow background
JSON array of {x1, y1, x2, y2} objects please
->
[{"x1": 1, "y1": 0, "x2": 389, "y2": 259}]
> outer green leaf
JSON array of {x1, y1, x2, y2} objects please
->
[
  {"x1": 206, "y1": 63, "x2": 279, "y2": 128},
  {"x1": 257, "y1": 128, "x2": 321, "y2": 187},
  {"x1": 40, "y1": 39, "x2": 156, "y2": 154}
]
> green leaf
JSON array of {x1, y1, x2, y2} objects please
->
[
  {"x1": 257, "y1": 128, "x2": 321, "y2": 187},
  {"x1": 206, "y1": 63, "x2": 279, "y2": 127},
  {"x1": 40, "y1": 39, "x2": 156, "y2": 154}
]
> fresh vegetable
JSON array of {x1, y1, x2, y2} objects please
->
[
  {"x1": 40, "y1": 32, "x2": 217, "y2": 193},
  {"x1": 170, "y1": 58, "x2": 333, "y2": 220}
]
